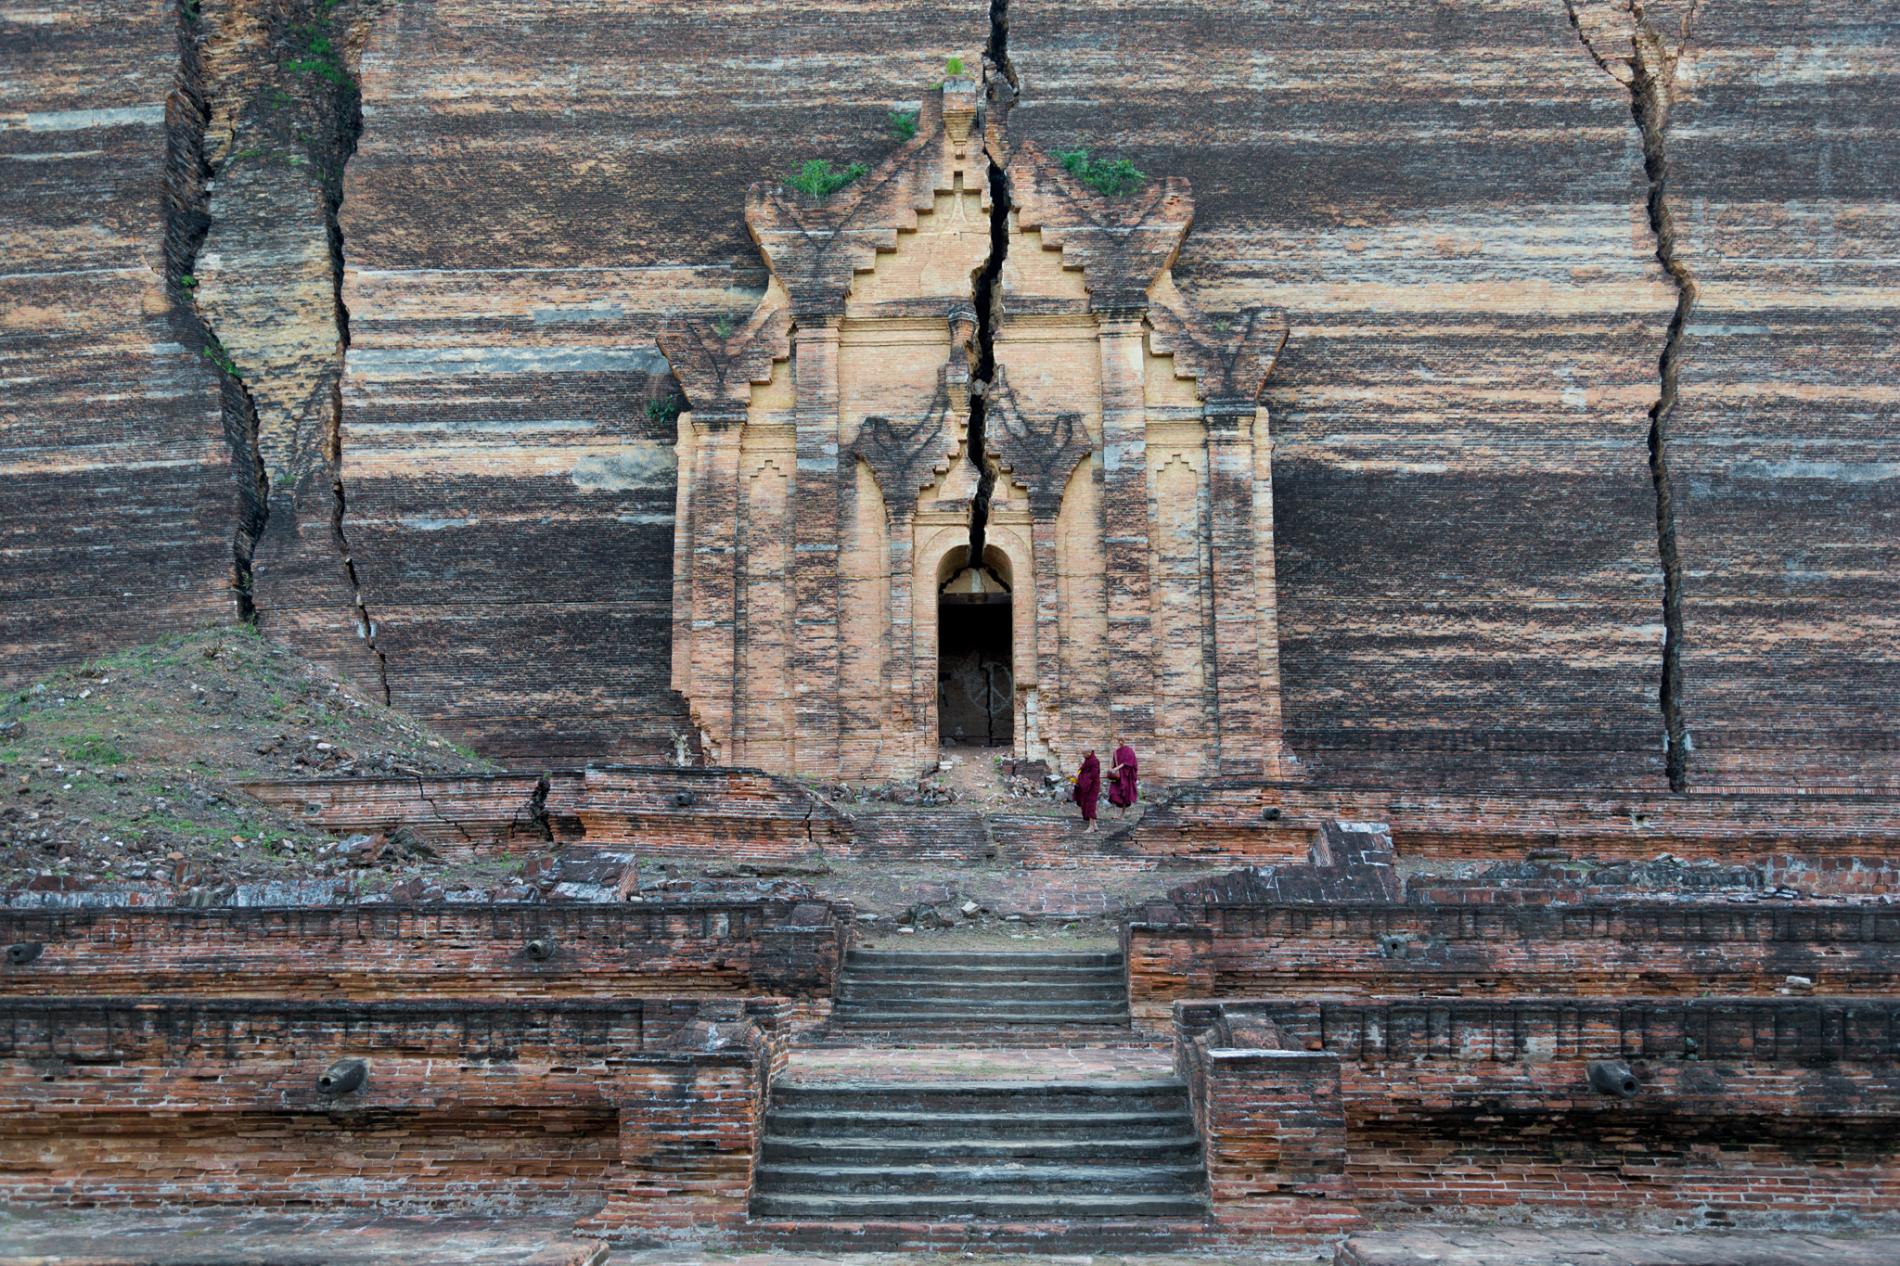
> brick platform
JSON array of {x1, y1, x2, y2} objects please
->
[
  {"x1": 0, "y1": 900, "x2": 846, "y2": 1002},
  {"x1": 0, "y1": 1212, "x2": 607, "y2": 1266},
  {"x1": 3, "y1": 803, "x2": 1897, "y2": 1252},
  {"x1": 232, "y1": 770, "x2": 1900, "y2": 898},
  {"x1": 0, "y1": 995, "x2": 785, "y2": 1226},
  {"x1": 1127, "y1": 903, "x2": 1900, "y2": 1023},
  {"x1": 1176, "y1": 997, "x2": 1900, "y2": 1231},
  {"x1": 1336, "y1": 1228, "x2": 1900, "y2": 1266}
]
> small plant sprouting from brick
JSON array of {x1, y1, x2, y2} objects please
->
[
  {"x1": 888, "y1": 108, "x2": 919, "y2": 141},
  {"x1": 789, "y1": 159, "x2": 869, "y2": 200},
  {"x1": 200, "y1": 333, "x2": 241, "y2": 379},
  {"x1": 711, "y1": 313, "x2": 735, "y2": 339},
  {"x1": 646, "y1": 395, "x2": 684, "y2": 426},
  {"x1": 946, "y1": 55, "x2": 964, "y2": 77},
  {"x1": 1053, "y1": 148, "x2": 1147, "y2": 197},
  {"x1": 285, "y1": 20, "x2": 350, "y2": 86}
]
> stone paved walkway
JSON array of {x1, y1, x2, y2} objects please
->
[
  {"x1": 615, "y1": 1246, "x2": 1330, "y2": 1254},
  {"x1": 1338, "y1": 1229, "x2": 1900, "y2": 1266},
  {"x1": 781, "y1": 1043, "x2": 1177, "y2": 1085},
  {"x1": 0, "y1": 1211, "x2": 604, "y2": 1265}
]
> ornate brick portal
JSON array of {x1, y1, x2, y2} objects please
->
[{"x1": 662, "y1": 79, "x2": 1292, "y2": 783}]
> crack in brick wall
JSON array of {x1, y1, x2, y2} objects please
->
[
  {"x1": 163, "y1": 1, "x2": 269, "y2": 621},
  {"x1": 966, "y1": 0, "x2": 1017, "y2": 564},
  {"x1": 162, "y1": 0, "x2": 390, "y2": 700},
  {"x1": 1568, "y1": 0, "x2": 1700, "y2": 791}
]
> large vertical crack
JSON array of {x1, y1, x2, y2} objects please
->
[
  {"x1": 1568, "y1": 0, "x2": 1698, "y2": 791},
  {"x1": 966, "y1": 0, "x2": 1018, "y2": 562},
  {"x1": 162, "y1": 0, "x2": 390, "y2": 701},
  {"x1": 163, "y1": 0, "x2": 268, "y2": 621},
  {"x1": 315, "y1": 29, "x2": 392, "y2": 703}
]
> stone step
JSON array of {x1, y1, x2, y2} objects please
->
[
  {"x1": 832, "y1": 948, "x2": 1131, "y2": 1031},
  {"x1": 744, "y1": 1186, "x2": 1200, "y2": 1216},
  {"x1": 759, "y1": 1133, "x2": 1203, "y2": 1163},
  {"x1": 832, "y1": 988, "x2": 1124, "y2": 1003},
  {"x1": 741, "y1": 1217, "x2": 1208, "y2": 1253},
  {"x1": 753, "y1": 1160, "x2": 1207, "y2": 1196},
  {"x1": 753, "y1": 1071, "x2": 1208, "y2": 1226},
  {"x1": 764, "y1": 1108, "x2": 1192, "y2": 1141},
  {"x1": 837, "y1": 980, "x2": 1126, "y2": 1001},
  {"x1": 831, "y1": 995, "x2": 1127, "y2": 1015},
  {"x1": 799, "y1": 1026, "x2": 1161, "y2": 1048},
  {"x1": 845, "y1": 950, "x2": 1123, "y2": 969},
  {"x1": 841, "y1": 962, "x2": 1126, "y2": 980},
  {"x1": 829, "y1": 1010, "x2": 1130, "y2": 1028},
  {"x1": 748, "y1": 1192, "x2": 1209, "y2": 1221},
  {"x1": 770, "y1": 1082, "x2": 1187, "y2": 1114}
]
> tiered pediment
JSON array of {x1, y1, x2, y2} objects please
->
[
  {"x1": 746, "y1": 85, "x2": 985, "y2": 319},
  {"x1": 1005, "y1": 142, "x2": 1193, "y2": 313},
  {"x1": 661, "y1": 71, "x2": 1290, "y2": 782}
]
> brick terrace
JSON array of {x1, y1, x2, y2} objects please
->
[{"x1": 1, "y1": 769, "x2": 1897, "y2": 1257}]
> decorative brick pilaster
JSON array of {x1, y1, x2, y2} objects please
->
[
  {"x1": 791, "y1": 320, "x2": 842, "y2": 773},
  {"x1": 1199, "y1": 1046, "x2": 1360, "y2": 1236},
  {"x1": 683, "y1": 418, "x2": 743, "y2": 760},
  {"x1": 589, "y1": 1008, "x2": 780, "y2": 1239},
  {"x1": 1205, "y1": 404, "x2": 1266, "y2": 775},
  {"x1": 1098, "y1": 310, "x2": 1156, "y2": 747},
  {"x1": 1124, "y1": 919, "x2": 1214, "y2": 1026}
]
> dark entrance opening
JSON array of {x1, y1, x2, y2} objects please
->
[{"x1": 938, "y1": 560, "x2": 1013, "y2": 746}]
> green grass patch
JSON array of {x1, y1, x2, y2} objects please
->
[
  {"x1": 789, "y1": 159, "x2": 867, "y2": 200},
  {"x1": 60, "y1": 734, "x2": 128, "y2": 766},
  {"x1": 1053, "y1": 147, "x2": 1147, "y2": 197}
]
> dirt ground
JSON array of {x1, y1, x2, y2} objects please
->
[
  {"x1": 0, "y1": 624, "x2": 497, "y2": 900},
  {"x1": 1, "y1": 627, "x2": 1223, "y2": 917}
]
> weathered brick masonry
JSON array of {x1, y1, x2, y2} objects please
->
[
  {"x1": 243, "y1": 767, "x2": 853, "y2": 862},
  {"x1": 0, "y1": 899, "x2": 846, "y2": 1002},
  {"x1": 237, "y1": 769, "x2": 1900, "y2": 886},
  {"x1": 1178, "y1": 997, "x2": 1900, "y2": 1233},
  {"x1": 1129, "y1": 904, "x2": 1900, "y2": 1024},
  {"x1": 1143, "y1": 784, "x2": 1900, "y2": 881},
  {"x1": 0, "y1": 995, "x2": 783, "y2": 1228}
]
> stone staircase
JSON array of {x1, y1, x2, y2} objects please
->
[
  {"x1": 828, "y1": 947, "x2": 1131, "y2": 1029},
  {"x1": 750, "y1": 1080, "x2": 1208, "y2": 1222},
  {"x1": 745, "y1": 946, "x2": 1203, "y2": 1247}
]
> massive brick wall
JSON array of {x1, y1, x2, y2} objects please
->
[
  {"x1": 0, "y1": 2, "x2": 232, "y2": 675},
  {"x1": 0, "y1": 899, "x2": 847, "y2": 1001},
  {"x1": 3, "y1": 0, "x2": 1894, "y2": 791},
  {"x1": 1007, "y1": 0, "x2": 1672, "y2": 790},
  {"x1": 1007, "y1": 1, "x2": 1900, "y2": 792},
  {"x1": 333, "y1": 1, "x2": 985, "y2": 760},
  {"x1": 0, "y1": 996, "x2": 780, "y2": 1221},
  {"x1": 1178, "y1": 997, "x2": 1900, "y2": 1231},
  {"x1": 1665, "y1": 4, "x2": 1900, "y2": 793}
]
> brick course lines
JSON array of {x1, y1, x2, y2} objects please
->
[
  {"x1": 1177, "y1": 997, "x2": 1900, "y2": 1232},
  {"x1": 1127, "y1": 904, "x2": 1900, "y2": 1021},
  {"x1": 0, "y1": 901, "x2": 845, "y2": 1002},
  {"x1": 0, "y1": 997, "x2": 781, "y2": 1224}
]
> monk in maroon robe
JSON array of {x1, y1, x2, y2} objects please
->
[
  {"x1": 1108, "y1": 742, "x2": 1138, "y2": 815},
  {"x1": 1072, "y1": 750, "x2": 1101, "y2": 831}
]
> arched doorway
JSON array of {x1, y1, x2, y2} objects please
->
[{"x1": 937, "y1": 547, "x2": 1013, "y2": 746}]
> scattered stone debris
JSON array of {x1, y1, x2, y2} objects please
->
[{"x1": 0, "y1": 627, "x2": 497, "y2": 904}]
